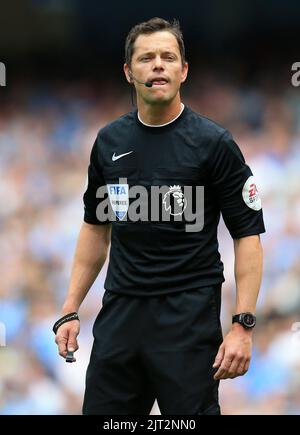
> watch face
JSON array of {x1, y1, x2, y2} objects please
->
[{"x1": 243, "y1": 313, "x2": 256, "y2": 328}]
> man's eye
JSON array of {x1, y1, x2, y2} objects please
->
[{"x1": 141, "y1": 58, "x2": 150, "y2": 61}]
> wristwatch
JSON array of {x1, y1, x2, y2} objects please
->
[{"x1": 232, "y1": 312, "x2": 256, "y2": 329}]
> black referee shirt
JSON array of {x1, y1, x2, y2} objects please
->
[{"x1": 83, "y1": 104, "x2": 265, "y2": 296}]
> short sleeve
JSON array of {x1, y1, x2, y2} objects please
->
[
  {"x1": 208, "y1": 130, "x2": 266, "y2": 239},
  {"x1": 83, "y1": 136, "x2": 108, "y2": 225}
]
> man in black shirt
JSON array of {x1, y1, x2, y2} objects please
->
[{"x1": 54, "y1": 17, "x2": 265, "y2": 415}]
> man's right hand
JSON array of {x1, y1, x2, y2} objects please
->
[{"x1": 54, "y1": 320, "x2": 80, "y2": 361}]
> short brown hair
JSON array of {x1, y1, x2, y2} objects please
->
[{"x1": 125, "y1": 17, "x2": 186, "y2": 67}]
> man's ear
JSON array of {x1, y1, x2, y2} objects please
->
[
  {"x1": 124, "y1": 63, "x2": 133, "y2": 84},
  {"x1": 181, "y1": 62, "x2": 189, "y2": 84}
]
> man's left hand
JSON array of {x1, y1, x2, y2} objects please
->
[{"x1": 212, "y1": 324, "x2": 252, "y2": 380}]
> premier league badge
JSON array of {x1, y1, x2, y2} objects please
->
[{"x1": 107, "y1": 183, "x2": 129, "y2": 220}]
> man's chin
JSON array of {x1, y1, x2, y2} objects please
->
[{"x1": 144, "y1": 94, "x2": 173, "y2": 105}]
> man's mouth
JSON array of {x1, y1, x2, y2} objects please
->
[{"x1": 150, "y1": 78, "x2": 169, "y2": 86}]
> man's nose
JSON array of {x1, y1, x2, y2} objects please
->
[{"x1": 153, "y1": 56, "x2": 164, "y2": 70}]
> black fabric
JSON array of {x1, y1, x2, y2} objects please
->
[
  {"x1": 82, "y1": 285, "x2": 223, "y2": 415},
  {"x1": 83, "y1": 105, "x2": 266, "y2": 296}
]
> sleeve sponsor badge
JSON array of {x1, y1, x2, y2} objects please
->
[{"x1": 242, "y1": 176, "x2": 262, "y2": 211}]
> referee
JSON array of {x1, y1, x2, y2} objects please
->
[{"x1": 54, "y1": 17, "x2": 265, "y2": 415}]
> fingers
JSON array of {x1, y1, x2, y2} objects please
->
[
  {"x1": 67, "y1": 330, "x2": 79, "y2": 352},
  {"x1": 213, "y1": 353, "x2": 233, "y2": 380},
  {"x1": 212, "y1": 344, "x2": 225, "y2": 369},
  {"x1": 235, "y1": 361, "x2": 247, "y2": 377},
  {"x1": 54, "y1": 321, "x2": 80, "y2": 360},
  {"x1": 239, "y1": 358, "x2": 250, "y2": 376},
  {"x1": 243, "y1": 359, "x2": 250, "y2": 374},
  {"x1": 55, "y1": 334, "x2": 68, "y2": 358},
  {"x1": 235, "y1": 353, "x2": 251, "y2": 378},
  {"x1": 214, "y1": 352, "x2": 250, "y2": 380}
]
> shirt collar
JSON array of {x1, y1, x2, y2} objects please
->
[{"x1": 137, "y1": 103, "x2": 185, "y2": 127}]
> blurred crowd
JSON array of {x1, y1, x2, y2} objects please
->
[{"x1": 0, "y1": 71, "x2": 300, "y2": 414}]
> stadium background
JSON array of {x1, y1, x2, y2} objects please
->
[{"x1": 1, "y1": 0, "x2": 300, "y2": 414}]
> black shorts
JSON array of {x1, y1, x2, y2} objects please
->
[{"x1": 82, "y1": 284, "x2": 223, "y2": 415}]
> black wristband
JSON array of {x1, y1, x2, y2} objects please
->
[{"x1": 53, "y1": 312, "x2": 79, "y2": 335}]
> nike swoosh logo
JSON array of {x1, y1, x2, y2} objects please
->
[{"x1": 112, "y1": 151, "x2": 133, "y2": 161}]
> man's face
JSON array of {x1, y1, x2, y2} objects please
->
[{"x1": 124, "y1": 31, "x2": 188, "y2": 105}]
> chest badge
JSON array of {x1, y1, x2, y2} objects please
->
[
  {"x1": 107, "y1": 184, "x2": 129, "y2": 220},
  {"x1": 163, "y1": 185, "x2": 187, "y2": 216}
]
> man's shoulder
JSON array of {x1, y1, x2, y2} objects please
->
[
  {"x1": 186, "y1": 106, "x2": 227, "y2": 140},
  {"x1": 96, "y1": 111, "x2": 135, "y2": 140}
]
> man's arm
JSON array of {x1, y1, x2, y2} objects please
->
[
  {"x1": 233, "y1": 234, "x2": 263, "y2": 313},
  {"x1": 55, "y1": 222, "x2": 111, "y2": 360},
  {"x1": 213, "y1": 234, "x2": 263, "y2": 380}
]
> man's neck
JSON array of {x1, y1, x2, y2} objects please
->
[{"x1": 137, "y1": 97, "x2": 183, "y2": 126}]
